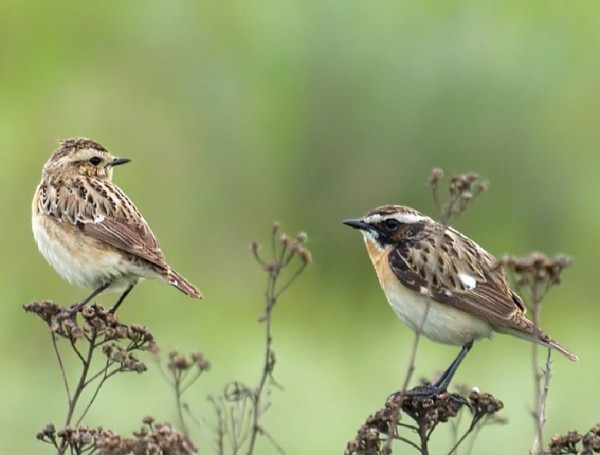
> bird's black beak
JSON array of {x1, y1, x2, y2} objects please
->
[
  {"x1": 109, "y1": 157, "x2": 131, "y2": 167},
  {"x1": 343, "y1": 218, "x2": 370, "y2": 231}
]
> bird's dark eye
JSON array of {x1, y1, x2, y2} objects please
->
[
  {"x1": 89, "y1": 157, "x2": 102, "y2": 166},
  {"x1": 383, "y1": 218, "x2": 400, "y2": 231}
]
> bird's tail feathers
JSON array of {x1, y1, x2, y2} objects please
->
[
  {"x1": 545, "y1": 338, "x2": 578, "y2": 362},
  {"x1": 166, "y1": 269, "x2": 202, "y2": 299},
  {"x1": 497, "y1": 324, "x2": 578, "y2": 362},
  {"x1": 533, "y1": 327, "x2": 578, "y2": 362}
]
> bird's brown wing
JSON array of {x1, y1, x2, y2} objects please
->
[
  {"x1": 37, "y1": 177, "x2": 169, "y2": 271},
  {"x1": 388, "y1": 227, "x2": 528, "y2": 330},
  {"x1": 81, "y1": 215, "x2": 169, "y2": 271}
]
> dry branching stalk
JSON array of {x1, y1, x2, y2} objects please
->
[
  {"x1": 24, "y1": 301, "x2": 157, "y2": 454},
  {"x1": 545, "y1": 423, "x2": 600, "y2": 455},
  {"x1": 345, "y1": 388, "x2": 504, "y2": 455},
  {"x1": 36, "y1": 417, "x2": 196, "y2": 454},
  {"x1": 494, "y1": 253, "x2": 572, "y2": 454},
  {"x1": 166, "y1": 223, "x2": 311, "y2": 455},
  {"x1": 208, "y1": 224, "x2": 311, "y2": 455},
  {"x1": 156, "y1": 350, "x2": 212, "y2": 436}
]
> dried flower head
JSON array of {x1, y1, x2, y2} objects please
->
[
  {"x1": 429, "y1": 168, "x2": 444, "y2": 186},
  {"x1": 37, "y1": 420, "x2": 197, "y2": 454},
  {"x1": 548, "y1": 424, "x2": 600, "y2": 455},
  {"x1": 346, "y1": 386, "x2": 505, "y2": 455}
]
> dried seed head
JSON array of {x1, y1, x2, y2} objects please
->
[
  {"x1": 429, "y1": 168, "x2": 444, "y2": 186},
  {"x1": 296, "y1": 232, "x2": 308, "y2": 243},
  {"x1": 280, "y1": 234, "x2": 291, "y2": 247}
]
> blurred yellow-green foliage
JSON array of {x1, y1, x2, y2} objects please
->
[{"x1": 1, "y1": 1, "x2": 598, "y2": 453}]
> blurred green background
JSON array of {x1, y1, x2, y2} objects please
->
[{"x1": 1, "y1": 1, "x2": 598, "y2": 453}]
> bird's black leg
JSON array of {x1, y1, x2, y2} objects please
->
[
  {"x1": 391, "y1": 340, "x2": 474, "y2": 399},
  {"x1": 430, "y1": 340, "x2": 474, "y2": 392},
  {"x1": 69, "y1": 281, "x2": 112, "y2": 314},
  {"x1": 109, "y1": 284, "x2": 135, "y2": 314}
]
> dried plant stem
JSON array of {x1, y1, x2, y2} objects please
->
[
  {"x1": 26, "y1": 301, "x2": 156, "y2": 454},
  {"x1": 51, "y1": 333, "x2": 71, "y2": 401},
  {"x1": 247, "y1": 255, "x2": 304, "y2": 455},
  {"x1": 61, "y1": 330, "x2": 97, "y2": 447},
  {"x1": 175, "y1": 372, "x2": 189, "y2": 436},
  {"x1": 531, "y1": 290, "x2": 543, "y2": 454},
  {"x1": 527, "y1": 264, "x2": 554, "y2": 454},
  {"x1": 495, "y1": 253, "x2": 571, "y2": 455},
  {"x1": 532, "y1": 345, "x2": 552, "y2": 454},
  {"x1": 203, "y1": 226, "x2": 309, "y2": 455},
  {"x1": 76, "y1": 365, "x2": 111, "y2": 426}
]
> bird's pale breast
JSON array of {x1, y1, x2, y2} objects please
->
[
  {"x1": 364, "y1": 236, "x2": 493, "y2": 345},
  {"x1": 32, "y1": 210, "x2": 155, "y2": 292}
]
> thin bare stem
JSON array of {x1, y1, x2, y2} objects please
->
[
  {"x1": 76, "y1": 367, "x2": 110, "y2": 426},
  {"x1": 51, "y1": 332, "x2": 72, "y2": 402},
  {"x1": 64, "y1": 330, "x2": 97, "y2": 428},
  {"x1": 532, "y1": 348, "x2": 552, "y2": 454},
  {"x1": 494, "y1": 253, "x2": 571, "y2": 455},
  {"x1": 175, "y1": 371, "x2": 189, "y2": 436}
]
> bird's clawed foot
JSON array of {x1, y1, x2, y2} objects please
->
[
  {"x1": 389, "y1": 340, "x2": 475, "y2": 400},
  {"x1": 65, "y1": 281, "x2": 132, "y2": 316},
  {"x1": 388, "y1": 382, "x2": 448, "y2": 401}
]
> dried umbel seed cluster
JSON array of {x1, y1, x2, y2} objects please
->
[
  {"x1": 251, "y1": 223, "x2": 312, "y2": 270},
  {"x1": 345, "y1": 388, "x2": 505, "y2": 455},
  {"x1": 447, "y1": 173, "x2": 489, "y2": 201},
  {"x1": 392, "y1": 390, "x2": 468, "y2": 428},
  {"x1": 37, "y1": 418, "x2": 197, "y2": 454},
  {"x1": 167, "y1": 350, "x2": 211, "y2": 373},
  {"x1": 468, "y1": 390, "x2": 505, "y2": 422},
  {"x1": 103, "y1": 343, "x2": 147, "y2": 373},
  {"x1": 25, "y1": 300, "x2": 156, "y2": 377},
  {"x1": 428, "y1": 168, "x2": 489, "y2": 223},
  {"x1": 494, "y1": 253, "x2": 572, "y2": 289},
  {"x1": 24, "y1": 301, "x2": 156, "y2": 349},
  {"x1": 547, "y1": 424, "x2": 600, "y2": 455},
  {"x1": 345, "y1": 391, "x2": 468, "y2": 455}
]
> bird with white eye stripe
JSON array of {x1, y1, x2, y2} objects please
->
[{"x1": 344, "y1": 205, "x2": 577, "y2": 395}]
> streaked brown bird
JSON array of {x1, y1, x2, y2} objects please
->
[
  {"x1": 32, "y1": 137, "x2": 202, "y2": 313},
  {"x1": 344, "y1": 204, "x2": 576, "y2": 393}
]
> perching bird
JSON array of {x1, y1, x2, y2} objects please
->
[
  {"x1": 32, "y1": 138, "x2": 202, "y2": 313},
  {"x1": 344, "y1": 204, "x2": 576, "y2": 392}
]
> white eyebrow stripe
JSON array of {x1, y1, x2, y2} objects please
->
[
  {"x1": 393, "y1": 213, "x2": 426, "y2": 224},
  {"x1": 363, "y1": 212, "x2": 426, "y2": 225},
  {"x1": 363, "y1": 214, "x2": 385, "y2": 224}
]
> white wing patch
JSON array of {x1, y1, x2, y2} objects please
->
[{"x1": 458, "y1": 273, "x2": 477, "y2": 290}]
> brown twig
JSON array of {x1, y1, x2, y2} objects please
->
[
  {"x1": 24, "y1": 301, "x2": 156, "y2": 454},
  {"x1": 246, "y1": 226, "x2": 310, "y2": 455},
  {"x1": 494, "y1": 253, "x2": 571, "y2": 454},
  {"x1": 345, "y1": 387, "x2": 503, "y2": 455},
  {"x1": 198, "y1": 224, "x2": 310, "y2": 455}
]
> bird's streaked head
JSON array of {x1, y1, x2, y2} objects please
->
[
  {"x1": 43, "y1": 138, "x2": 130, "y2": 180},
  {"x1": 343, "y1": 205, "x2": 431, "y2": 250}
]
